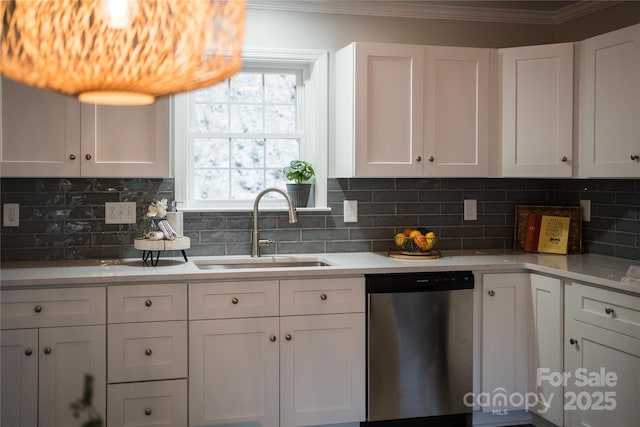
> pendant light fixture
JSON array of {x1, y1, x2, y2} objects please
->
[{"x1": 0, "y1": 0, "x2": 246, "y2": 105}]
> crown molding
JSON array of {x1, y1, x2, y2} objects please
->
[{"x1": 246, "y1": 1, "x2": 624, "y2": 25}]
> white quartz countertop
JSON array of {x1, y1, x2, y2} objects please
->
[{"x1": 1, "y1": 251, "x2": 639, "y2": 295}]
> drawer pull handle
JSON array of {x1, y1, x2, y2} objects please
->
[
  {"x1": 25, "y1": 348, "x2": 33, "y2": 356},
  {"x1": 428, "y1": 156, "x2": 435, "y2": 162},
  {"x1": 85, "y1": 153, "x2": 92, "y2": 160},
  {"x1": 43, "y1": 346, "x2": 52, "y2": 355},
  {"x1": 631, "y1": 154, "x2": 639, "y2": 161},
  {"x1": 561, "y1": 156, "x2": 568, "y2": 162},
  {"x1": 145, "y1": 299, "x2": 153, "y2": 307},
  {"x1": 488, "y1": 290, "x2": 495, "y2": 297},
  {"x1": 145, "y1": 348, "x2": 152, "y2": 356},
  {"x1": 320, "y1": 293, "x2": 328, "y2": 301},
  {"x1": 69, "y1": 154, "x2": 77, "y2": 160},
  {"x1": 285, "y1": 333, "x2": 292, "y2": 341},
  {"x1": 605, "y1": 307, "x2": 615, "y2": 316},
  {"x1": 415, "y1": 156, "x2": 422, "y2": 162},
  {"x1": 231, "y1": 297, "x2": 239, "y2": 305},
  {"x1": 569, "y1": 338, "x2": 577, "y2": 345},
  {"x1": 270, "y1": 335, "x2": 277, "y2": 342},
  {"x1": 144, "y1": 408, "x2": 152, "y2": 416},
  {"x1": 34, "y1": 305, "x2": 42, "y2": 313}
]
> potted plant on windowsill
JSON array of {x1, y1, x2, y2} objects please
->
[{"x1": 283, "y1": 160, "x2": 315, "y2": 208}]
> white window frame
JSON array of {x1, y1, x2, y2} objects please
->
[{"x1": 173, "y1": 48, "x2": 328, "y2": 211}]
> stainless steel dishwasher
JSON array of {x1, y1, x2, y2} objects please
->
[{"x1": 363, "y1": 271, "x2": 474, "y2": 427}]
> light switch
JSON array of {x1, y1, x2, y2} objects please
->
[
  {"x1": 344, "y1": 200, "x2": 358, "y2": 223},
  {"x1": 105, "y1": 202, "x2": 137, "y2": 224},
  {"x1": 580, "y1": 200, "x2": 591, "y2": 222}
]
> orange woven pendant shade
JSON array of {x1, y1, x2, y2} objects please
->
[{"x1": 0, "y1": 0, "x2": 246, "y2": 105}]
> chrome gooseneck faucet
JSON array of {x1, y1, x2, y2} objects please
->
[{"x1": 252, "y1": 187, "x2": 298, "y2": 257}]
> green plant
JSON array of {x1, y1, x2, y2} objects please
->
[
  {"x1": 70, "y1": 374, "x2": 103, "y2": 427},
  {"x1": 283, "y1": 160, "x2": 315, "y2": 184}
]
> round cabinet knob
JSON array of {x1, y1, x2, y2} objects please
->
[
  {"x1": 25, "y1": 348, "x2": 33, "y2": 356},
  {"x1": 631, "y1": 154, "x2": 639, "y2": 161},
  {"x1": 34, "y1": 305, "x2": 42, "y2": 313},
  {"x1": 605, "y1": 307, "x2": 615, "y2": 316},
  {"x1": 270, "y1": 335, "x2": 277, "y2": 342},
  {"x1": 569, "y1": 338, "x2": 577, "y2": 345},
  {"x1": 285, "y1": 333, "x2": 292, "y2": 341},
  {"x1": 144, "y1": 408, "x2": 152, "y2": 416},
  {"x1": 43, "y1": 346, "x2": 52, "y2": 355},
  {"x1": 85, "y1": 154, "x2": 92, "y2": 160},
  {"x1": 488, "y1": 290, "x2": 495, "y2": 297},
  {"x1": 320, "y1": 293, "x2": 328, "y2": 301},
  {"x1": 145, "y1": 348, "x2": 152, "y2": 356},
  {"x1": 231, "y1": 297, "x2": 239, "y2": 305},
  {"x1": 561, "y1": 156, "x2": 568, "y2": 162},
  {"x1": 416, "y1": 156, "x2": 422, "y2": 162},
  {"x1": 428, "y1": 156, "x2": 435, "y2": 162},
  {"x1": 69, "y1": 154, "x2": 77, "y2": 160},
  {"x1": 145, "y1": 299, "x2": 153, "y2": 307}
]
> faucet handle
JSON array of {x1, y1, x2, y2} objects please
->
[{"x1": 258, "y1": 239, "x2": 273, "y2": 247}]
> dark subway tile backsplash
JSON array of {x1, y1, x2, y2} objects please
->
[{"x1": 1, "y1": 177, "x2": 639, "y2": 262}]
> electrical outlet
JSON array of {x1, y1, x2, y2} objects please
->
[
  {"x1": 464, "y1": 199, "x2": 477, "y2": 221},
  {"x1": 3, "y1": 203, "x2": 19, "y2": 227},
  {"x1": 580, "y1": 200, "x2": 591, "y2": 222},
  {"x1": 344, "y1": 200, "x2": 358, "y2": 223},
  {"x1": 105, "y1": 202, "x2": 137, "y2": 224}
]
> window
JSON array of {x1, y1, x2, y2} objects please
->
[{"x1": 174, "y1": 49, "x2": 328, "y2": 211}]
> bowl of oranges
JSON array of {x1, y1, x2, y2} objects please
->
[{"x1": 394, "y1": 228, "x2": 437, "y2": 253}]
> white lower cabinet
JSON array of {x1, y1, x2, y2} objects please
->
[
  {"x1": 188, "y1": 277, "x2": 366, "y2": 427},
  {"x1": 530, "y1": 274, "x2": 564, "y2": 426},
  {"x1": 481, "y1": 273, "x2": 530, "y2": 413},
  {"x1": 189, "y1": 317, "x2": 280, "y2": 426},
  {"x1": 280, "y1": 313, "x2": 365, "y2": 427},
  {"x1": 106, "y1": 284, "x2": 188, "y2": 427},
  {"x1": 564, "y1": 282, "x2": 640, "y2": 427},
  {"x1": 107, "y1": 380, "x2": 187, "y2": 427},
  {"x1": 0, "y1": 288, "x2": 107, "y2": 427}
]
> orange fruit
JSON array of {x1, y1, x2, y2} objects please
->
[{"x1": 402, "y1": 228, "x2": 413, "y2": 237}]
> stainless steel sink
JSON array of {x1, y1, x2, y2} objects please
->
[{"x1": 194, "y1": 257, "x2": 333, "y2": 270}]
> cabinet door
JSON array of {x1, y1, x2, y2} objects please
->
[
  {"x1": 564, "y1": 319, "x2": 639, "y2": 427},
  {"x1": 335, "y1": 42, "x2": 424, "y2": 177},
  {"x1": 501, "y1": 43, "x2": 574, "y2": 177},
  {"x1": 280, "y1": 313, "x2": 365, "y2": 427},
  {"x1": 530, "y1": 274, "x2": 564, "y2": 426},
  {"x1": 39, "y1": 325, "x2": 106, "y2": 427},
  {"x1": 80, "y1": 99, "x2": 170, "y2": 177},
  {"x1": 189, "y1": 317, "x2": 279, "y2": 427},
  {"x1": 579, "y1": 24, "x2": 640, "y2": 177},
  {"x1": 0, "y1": 77, "x2": 81, "y2": 177},
  {"x1": 424, "y1": 46, "x2": 490, "y2": 177},
  {"x1": 1, "y1": 329, "x2": 38, "y2": 427},
  {"x1": 481, "y1": 273, "x2": 530, "y2": 412}
]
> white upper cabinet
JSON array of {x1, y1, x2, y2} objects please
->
[
  {"x1": 424, "y1": 46, "x2": 490, "y2": 177},
  {"x1": 0, "y1": 78, "x2": 81, "y2": 177},
  {"x1": 334, "y1": 42, "x2": 492, "y2": 177},
  {"x1": 501, "y1": 43, "x2": 574, "y2": 177},
  {"x1": 579, "y1": 23, "x2": 640, "y2": 177},
  {"x1": 0, "y1": 77, "x2": 170, "y2": 177},
  {"x1": 334, "y1": 42, "x2": 425, "y2": 177}
]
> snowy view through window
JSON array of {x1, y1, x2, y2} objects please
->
[{"x1": 191, "y1": 71, "x2": 301, "y2": 201}]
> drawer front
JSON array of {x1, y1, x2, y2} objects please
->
[
  {"x1": 189, "y1": 281, "x2": 279, "y2": 320},
  {"x1": 108, "y1": 284, "x2": 187, "y2": 323},
  {"x1": 108, "y1": 321, "x2": 187, "y2": 383},
  {"x1": 566, "y1": 282, "x2": 640, "y2": 339},
  {"x1": 1, "y1": 287, "x2": 105, "y2": 329},
  {"x1": 280, "y1": 277, "x2": 365, "y2": 315},
  {"x1": 107, "y1": 379, "x2": 187, "y2": 427}
]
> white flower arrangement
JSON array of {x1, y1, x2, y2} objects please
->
[{"x1": 146, "y1": 198, "x2": 168, "y2": 219}]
